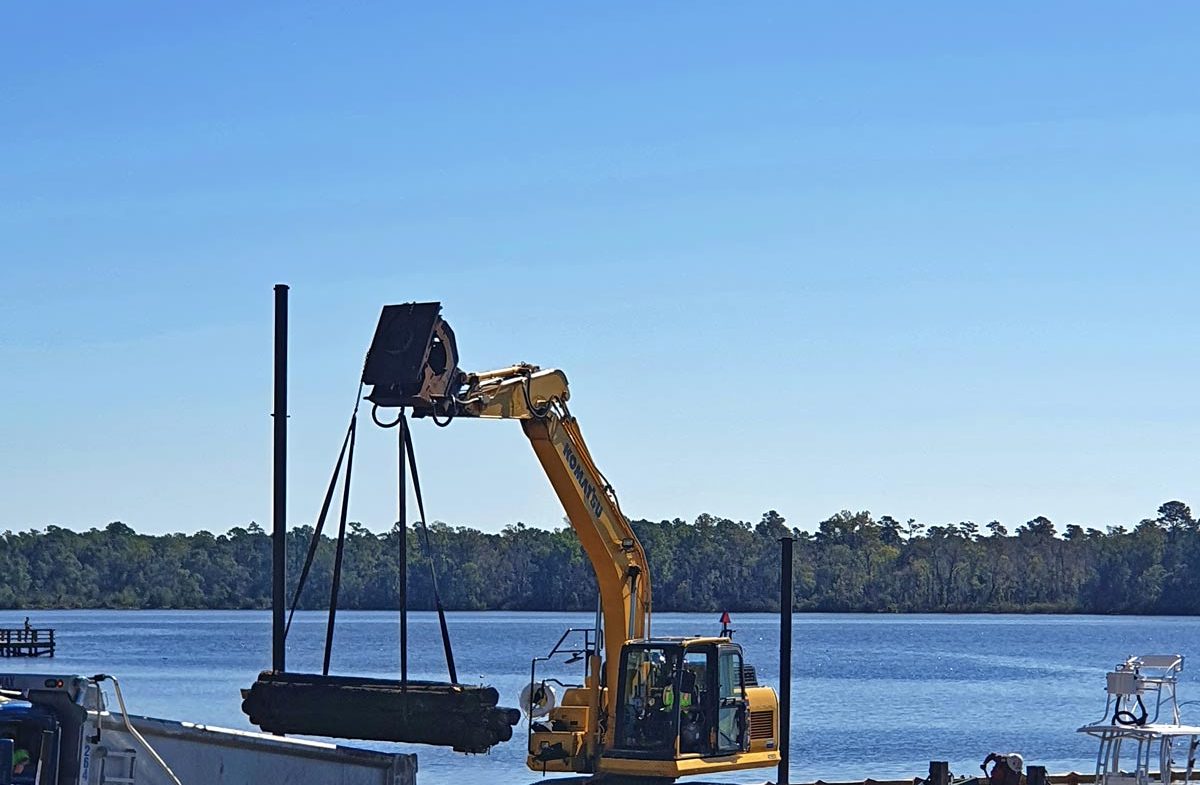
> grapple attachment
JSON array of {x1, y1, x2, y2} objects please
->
[{"x1": 362, "y1": 302, "x2": 461, "y2": 411}]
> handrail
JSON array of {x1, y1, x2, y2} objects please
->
[{"x1": 526, "y1": 627, "x2": 597, "y2": 758}]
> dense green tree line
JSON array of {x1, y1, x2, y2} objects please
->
[{"x1": 1, "y1": 501, "x2": 1197, "y2": 613}]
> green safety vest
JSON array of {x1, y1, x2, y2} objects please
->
[{"x1": 662, "y1": 686, "x2": 692, "y2": 709}]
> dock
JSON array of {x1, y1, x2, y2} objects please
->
[{"x1": 0, "y1": 627, "x2": 55, "y2": 657}]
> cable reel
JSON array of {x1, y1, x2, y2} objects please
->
[{"x1": 520, "y1": 681, "x2": 558, "y2": 719}]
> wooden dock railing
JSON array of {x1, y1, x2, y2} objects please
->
[{"x1": 0, "y1": 627, "x2": 56, "y2": 657}]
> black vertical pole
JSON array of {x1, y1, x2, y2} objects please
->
[
  {"x1": 779, "y1": 534, "x2": 793, "y2": 785},
  {"x1": 398, "y1": 418, "x2": 408, "y2": 691},
  {"x1": 271, "y1": 284, "x2": 288, "y2": 674}
]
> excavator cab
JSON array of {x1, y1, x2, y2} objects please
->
[{"x1": 612, "y1": 639, "x2": 749, "y2": 760}]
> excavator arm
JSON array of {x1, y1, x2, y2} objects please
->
[
  {"x1": 459, "y1": 366, "x2": 653, "y2": 678},
  {"x1": 361, "y1": 305, "x2": 651, "y2": 734}
]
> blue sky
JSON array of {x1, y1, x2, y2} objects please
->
[{"x1": 2, "y1": 3, "x2": 1197, "y2": 536}]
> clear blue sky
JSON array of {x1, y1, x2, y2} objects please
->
[{"x1": 2, "y1": 3, "x2": 1196, "y2": 536}]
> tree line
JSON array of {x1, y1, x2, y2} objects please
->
[{"x1": 1, "y1": 501, "x2": 1197, "y2": 614}]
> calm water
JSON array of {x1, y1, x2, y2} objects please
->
[{"x1": 1, "y1": 610, "x2": 1196, "y2": 784}]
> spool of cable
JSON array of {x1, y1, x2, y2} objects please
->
[{"x1": 519, "y1": 681, "x2": 557, "y2": 719}]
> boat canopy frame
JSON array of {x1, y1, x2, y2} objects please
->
[{"x1": 1079, "y1": 655, "x2": 1199, "y2": 785}]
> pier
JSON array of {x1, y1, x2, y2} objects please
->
[{"x1": 0, "y1": 627, "x2": 55, "y2": 657}]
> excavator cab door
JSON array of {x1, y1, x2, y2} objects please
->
[
  {"x1": 716, "y1": 644, "x2": 749, "y2": 754},
  {"x1": 679, "y1": 643, "x2": 748, "y2": 756},
  {"x1": 612, "y1": 644, "x2": 682, "y2": 759}
]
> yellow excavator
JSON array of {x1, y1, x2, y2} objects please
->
[{"x1": 362, "y1": 302, "x2": 781, "y2": 781}]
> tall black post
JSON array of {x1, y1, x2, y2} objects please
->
[
  {"x1": 398, "y1": 418, "x2": 408, "y2": 691},
  {"x1": 272, "y1": 284, "x2": 289, "y2": 674},
  {"x1": 779, "y1": 534, "x2": 793, "y2": 785}
]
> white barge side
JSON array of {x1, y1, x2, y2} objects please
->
[{"x1": 0, "y1": 673, "x2": 417, "y2": 785}]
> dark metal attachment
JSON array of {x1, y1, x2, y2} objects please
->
[{"x1": 363, "y1": 302, "x2": 461, "y2": 412}]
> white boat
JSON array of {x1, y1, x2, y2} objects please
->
[
  {"x1": 0, "y1": 672, "x2": 417, "y2": 785},
  {"x1": 1078, "y1": 655, "x2": 1199, "y2": 785}
]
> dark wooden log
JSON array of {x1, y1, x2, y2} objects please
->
[{"x1": 241, "y1": 671, "x2": 519, "y2": 753}]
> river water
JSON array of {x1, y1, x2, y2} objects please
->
[{"x1": 1, "y1": 610, "x2": 1196, "y2": 784}]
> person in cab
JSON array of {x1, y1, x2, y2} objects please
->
[{"x1": 12, "y1": 746, "x2": 32, "y2": 777}]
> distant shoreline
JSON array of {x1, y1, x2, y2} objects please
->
[{"x1": 5, "y1": 502, "x2": 1196, "y2": 616}]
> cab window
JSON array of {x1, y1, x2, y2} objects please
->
[
  {"x1": 679, "y1": 650, "x2": 710, "y2": 753},
  {"x1": 614, "y1": 647, "x2": 680, "y2": 754},
  {"x1": 716, "y1": 647, "x2": 745, "y2": 753}
]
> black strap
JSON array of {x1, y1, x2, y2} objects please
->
[
  {"x1": 322, "y1": 413, "x2": 358, "y2": 675},
  {"x1": 284, "y1": 416, "x2": 353, "y2": 639},
  {"x1": 402, "y1": 419, "x2": 458, "y2": 684}
]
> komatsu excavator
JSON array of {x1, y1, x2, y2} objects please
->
[{"x1": 362, "y1": 302, "x2": 781, "y2": 782}]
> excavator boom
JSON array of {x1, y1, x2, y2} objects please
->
[{"x1": 459, "y1": 366, "x2": 653, "y2": 701}]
